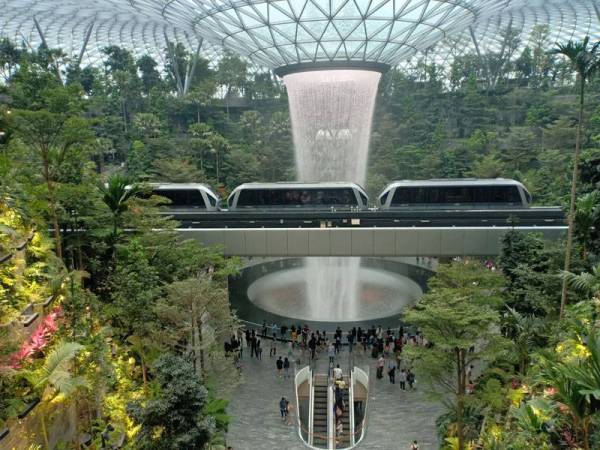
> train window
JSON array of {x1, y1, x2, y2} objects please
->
[
  {"x1": 359, "y1": 192, "x2": 368, "y2": 206},
  {"x1": 391, "y1": 185, "x2": 522, "y2": 205},
  {"x1": 236, "y1": 188, "x2": 358, "y2": 207},
  {"x1": 391, "y1": 188, "x2": 417, "y2": 204},
  {"x1": 379, "y1": 190, "x2": 389, "y2": 206},
  {"x1": 152, "y1": 189, "x2": 206, "y2": 208}
]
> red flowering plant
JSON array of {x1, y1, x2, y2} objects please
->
[{"x1": 5, "y1": 306, "x2": 63, "y2": 369}]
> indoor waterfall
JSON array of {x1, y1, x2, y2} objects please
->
[{"x1": 283, "y1": 69, "x2": 381, "y2": 321}]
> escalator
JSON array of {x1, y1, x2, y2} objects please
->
[
  {"x1": 334, "y1": 377, "x2": 351, "y2": 449},
  {"x1": 312, "y1": 374, "x2": 329, "y2": 448}
]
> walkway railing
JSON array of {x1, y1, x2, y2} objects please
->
[
  {"x1": 350, "y1": 366, "x2": 370, "y2": 447},
  {"x1": 328, "y1": 381, "x2": 334, "y2": 450},
  {"x1": 295, "y1": 365, "x2": 312, "y2": 446}
]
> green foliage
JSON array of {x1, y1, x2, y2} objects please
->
[
  {"x1": 105, "y1": 239, "x2": 160, "y2": 336},
  {"x1": 403, "y1": 260, "x2": 507, "y2": 449},
  {"x1": 127, "y1": 353, "x2": 216, "y2": 450}
]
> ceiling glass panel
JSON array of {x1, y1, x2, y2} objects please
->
[{"x1": 0, "y1": 0, "x2": 597, "y2": 70}]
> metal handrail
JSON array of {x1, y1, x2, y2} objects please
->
[
  {"x1": 348, "y1": 369, "x2": 355, "y2": 447},
  {"x1": 328, "y1": 381, "x2": 334, "y2": 450},
  {"x1": 308, "y1": 370, "x2": 314, "y2": 446},
  {"x1": 296, "y1": 415, "x2": 368, "y2": 450},
  {"x1": 237, "y1": 318, "x2": 415, "y2": 338}
]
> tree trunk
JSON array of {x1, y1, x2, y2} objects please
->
[
  {"x1": 560, "y1": 75, "x2": 585, "y2": 319},
  {"x1": 42, "y1": 149, "x2": 62, "y2": 258},
  {"x1": 191, "y1": 302, "x2": 202, "y2": 378},
  {"x1": 581, "y1": 417, "x2": 590, "y2": 450},
  {"x1": 74, "y1": 400, "x2": 81, "y2": 450},
  {"x1": 40, "y1": 406, "x2": 50, "y2": 450},
  {"x1": 456, "y1": 347, "x2": 465, "y2": 450},
  {"x1": 141, "y1": 358, "x2": 148, "y2": 391},
  {"x1": 121, "y1": 97, "x2": 128, "y2": 133}
]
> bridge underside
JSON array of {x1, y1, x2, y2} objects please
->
[{"x1": 178, "y1": 226, "x2": 566, "y2": 257}]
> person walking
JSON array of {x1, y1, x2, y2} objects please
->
[
  {"x1": 283, "y1": 357, "x2": 290, "y2": 378},
  {"x1": 399, "y1": 368, "x2": 407, "y2": 390},
  {"x1": 328, "y1": 342, "x2": 336, "y2": 364},
  {"x1": 279, "y1": 397, "x2": 287, "y2": 422},
  {"x1": 270, "y1": 334, "x2": 277, "y2": 357},
  {"x1": 377, "y1": 355, "x2": 385, "y2": 380},
  {"x1": 387, "y1": 358, "x2": 397, "y2": 384},
  {"x1": 410, "y1": 440, "x2": 419, "y2": 450},
  {"x1": 251, "y1": 334, "x2": 257, "y2": 358},
  {"x1": 276, "y1": 356, "x2": 283, "y2": 377},
  {"x1": 256, "y1": 339, "x2": 262, "y2": 360}
]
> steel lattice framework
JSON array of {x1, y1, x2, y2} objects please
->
[{"x1": 1, "y1": 0, "x2": 599, "y2": 70}]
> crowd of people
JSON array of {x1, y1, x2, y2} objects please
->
[
  {"x1": 224, "y1": 321, "x2": 432, "y2": 394},
  {"x1": 224, "y1": 321, "x2": 430, "y2": 448}
]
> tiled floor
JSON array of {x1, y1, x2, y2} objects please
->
[{"x1": 226, "y1": 342, "x2": 442, "y2": 450}]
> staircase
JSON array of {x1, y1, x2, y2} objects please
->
[
  {"x1": 334, "y1": 377, "x2": 351, "y2": 449},
  {"x1": 312, "y1": 374, "x2": 329, "y2": 448}
]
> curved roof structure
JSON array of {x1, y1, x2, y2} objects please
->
[{"x1": 1, "y1": 0, "x2": 599, "y2": 70}]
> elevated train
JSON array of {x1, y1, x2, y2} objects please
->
[
  {"x1": 134, "y1": 179, "x2": 563, "y2": 228},
  {"x1": 227, "y1": 182, "x2": 369, "y2": 210},
  {"x1": 377, "y1": 179, "x2": 532, "y2": 210}
]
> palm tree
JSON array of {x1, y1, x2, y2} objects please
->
[
  {"x1": 560, "y1": 264, "x2": 600, "y2": 298},
  {"x1": 541, "y1": 330, "x2": 600, "y2": 450},
  {"x1": 22, "y1": 342, "x2": 87, "y2": 450},
  {"x1": 506, "y1": 307, "x2": 543, "y2": 374},
  {"x1": 541, "y1": 358, "x2": 592, "y2": 449},
  {"x1": 98, "y1": 174, "x2": 139, "y2": 243},
  {"x1": 550, "y1": 37, "x2": 600, "y2": 319}
]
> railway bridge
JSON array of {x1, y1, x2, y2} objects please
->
[{"x1": 175, "y1": 208, "x2": 566, "y2": 257}]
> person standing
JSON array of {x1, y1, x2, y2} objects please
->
[
  {"x1": 407, "y1": 369, "x2": 415, "y2": 389},
  {"x1": 410, "y1": 440, "x2": 419, "y2": 450},
  {"x1": 333, "y1": 364, "x2": 343, "y2": 382},
  {"x1": 309, "y1": 334, "x2": 317, "y2": 360},
  {"x1": 399, "y1": 368, "x2": 407, "y2": 390},
  {"x1": 276, "y1": 356, "x2": 283, "y2": 377},
  {"x1": 347, "y1": 331, "x2": 354, "y2": 353},
  {"x1": 270, "y1": 334, "x2": 277, "y2": 357},
  {"x1": 290, "y1": 325, "x2": 297, "y2": 348},
  {"x1": 283, "y1": 357, "x2": 290, "y2": 378},
  {"x1": 251, "y1": 334, "x2": 257, "y2": 358},
  {"x1": 336, "y1": 419, "x2": 343, "y2": 445},
  {"x1": 387, "y1": 358, "x2": 397, "y2": 384}
]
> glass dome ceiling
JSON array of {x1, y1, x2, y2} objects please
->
[{"x1": 1, "y1": 0, "x2": 599, "y2": 70}]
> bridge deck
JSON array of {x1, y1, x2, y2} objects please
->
[
  {"x1": 178, "y1": 226, "x2": 566, "y2": 257},
  {"x1": 170, "y1": 207, "x2": 564, "y2": 229}
]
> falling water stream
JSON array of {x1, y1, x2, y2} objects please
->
[{"x1": 283, "y1": 70, "x2": 382, "y2": 322}]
